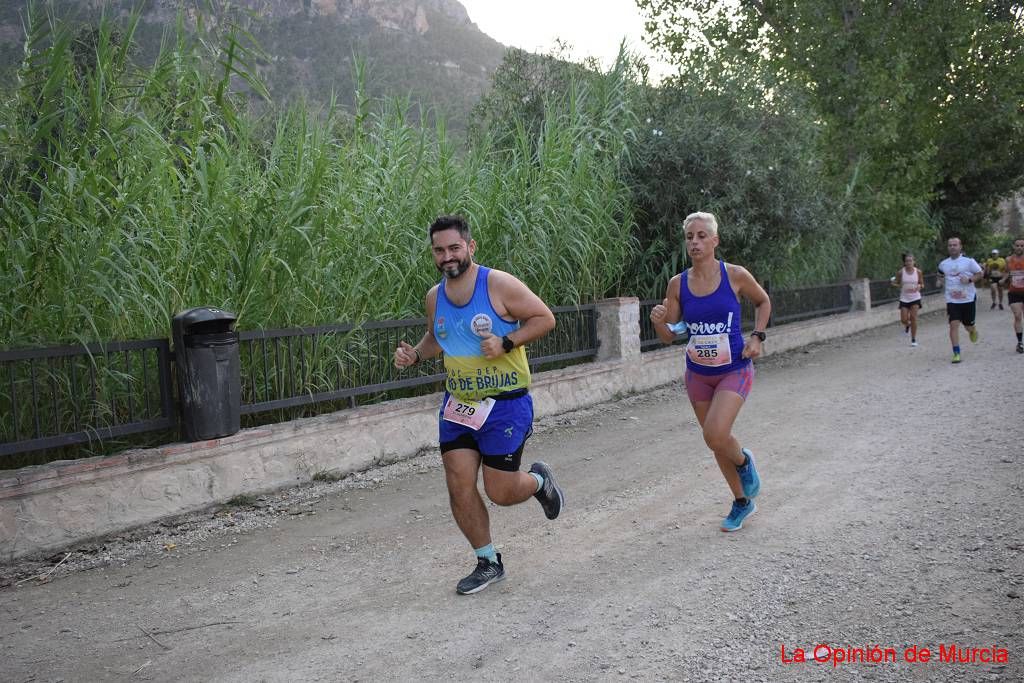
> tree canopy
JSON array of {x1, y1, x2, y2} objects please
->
[{"x1": 639, "y1": 0, "x2": 1024, "y2": 273}]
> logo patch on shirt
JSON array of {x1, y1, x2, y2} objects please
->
[
  {"x1": 436, "y1": 316, "x2": 448, "y2": 340},
  {"x1": 471, "y1": 313, "x2": 493, "y2": 337}
]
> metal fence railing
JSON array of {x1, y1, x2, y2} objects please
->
[
  {"x1": 0, "y1": 339, "x2": 175, "y2": 457},
  {"x1": 530, "y1": 305, "x2": 600, "y2": 368},
  {"x1": 771, "y1": 282, "x2": 852, "y2": 325},
  {"x1": 639, "y1": 280, "x2": 856, "y2": 350},
  {"x1": 238, "y1": 319, "x2": 444, "y2": 415},
  {"x1": 1, "y1": 308, "x2": 597, "y2": 463},
  {"x1": 238, "y1": 305, "x2": 598, "y2": 417},
  {"x1": 5, "y1": 274, "x2": 915, "y2": 463},
  {"x1": 870, "y1": 272, "x2": 942, "y2": 308},
  {"x1": 869, "y1": 278, "x2": 900, "y2": 307}
]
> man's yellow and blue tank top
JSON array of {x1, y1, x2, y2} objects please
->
[{"x1": 434, "y1": 266, "x2": 531, "y2": 400}]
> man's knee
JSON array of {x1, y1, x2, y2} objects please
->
[
  {"x1": 443, "y1": 463, "x2": 480, "y2": 503},
  {"x1": 482, "y1": 480, "x2": 519, "y2": 506}
]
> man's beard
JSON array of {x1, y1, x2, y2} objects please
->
[{"x1": 438, "y1": 257, "x2": 471, "y2": 279}]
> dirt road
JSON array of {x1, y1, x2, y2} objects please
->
[{"x1": 2, "y1": 307, "x2": 1022, "y2": 682}]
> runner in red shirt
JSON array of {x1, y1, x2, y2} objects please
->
[{"x1": 1005, "y1": 237, "x2": 1024, "y2": 354}]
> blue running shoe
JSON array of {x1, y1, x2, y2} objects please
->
[
  {"x1": 721, "y1": 499, "x2": 756, "y2": 532},
  {"x1": 736, "y1": 448, "x2": 761, "y2": 498}
]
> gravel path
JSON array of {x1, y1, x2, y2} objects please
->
[{"x1": 1, "y1": 306, "x2": 1022, "y2": 682}]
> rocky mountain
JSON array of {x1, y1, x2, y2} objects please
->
[
  {"x1": 133, "y1": 0, "x2": 474, "y2": 32},
  {"x1": 0, "y1": 0, "x2": 509, "y2": 132}
]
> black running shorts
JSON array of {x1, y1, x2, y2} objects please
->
[{"x1": 946, "y1": 300, "x2": 977, "y2": 326}]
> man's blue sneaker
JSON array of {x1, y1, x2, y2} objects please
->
[
  {"x1": 721, "y1": 499, "x2": 757, "y2": 532},
  {"x1": 736, "y1": 448, "x2": 761, "y2": 498}
]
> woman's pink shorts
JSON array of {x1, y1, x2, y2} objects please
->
[{"x1": 685, "y1": 364, "x2": 755, "y2": 403}]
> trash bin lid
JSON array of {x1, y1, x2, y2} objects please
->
[
  {"x1": 172, "y1": 307, "x2": 237, "y2": 326},
  {"x1": 172, "y1": 307, "x2": 238, "y2": 337}
]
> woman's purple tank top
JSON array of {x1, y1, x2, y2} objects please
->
[{"x1": 679, "y1": 261, "x2": 750, "y2": 376}]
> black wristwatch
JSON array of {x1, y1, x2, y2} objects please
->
[
  {"x1": 501, "y1": 335, "x2": 515, "y2": 353},
  {"x1": 750, "y1": 330, "x2": 766, "y2": 342}
]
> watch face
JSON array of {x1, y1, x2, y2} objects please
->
[{"x1": 502, "y1": 336, "x2": 514, "y2": 352}]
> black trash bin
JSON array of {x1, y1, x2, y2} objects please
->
[{"x1": 171, "y1": 307, "x2": 240, "y2": 441}]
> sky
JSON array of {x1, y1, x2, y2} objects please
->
[{"x1": 458, "y1": 0, "x2": 674, "y2": 80}]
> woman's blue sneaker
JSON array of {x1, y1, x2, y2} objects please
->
[
  {"x1": 721, "y1": 499, "x2": 757, "y2": 532},
  {"x1": 737, "y1": 448, "x2": 761, "y2": 498}
]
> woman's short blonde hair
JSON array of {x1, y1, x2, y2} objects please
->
[{"x1": 683, "y1": 211, "x2": 718, "y2": 236}]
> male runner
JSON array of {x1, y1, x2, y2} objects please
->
[
  {"x1": 936, "y1": 236, "x2": 983, "y2": 363},
  {"x1": 394, "y1": 215, "x2": 565, "y2": 594},
  {"x1": 984, "y1": 249, "x2": 1007, "y2": 310}
]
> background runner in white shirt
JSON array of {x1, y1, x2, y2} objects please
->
[{"x1": 936, "y1": 236, "x2": 983, "y2": 363}]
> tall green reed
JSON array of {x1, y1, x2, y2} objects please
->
[{"x1": 1, "y1": 10, "x2": 638, "y2": 349}]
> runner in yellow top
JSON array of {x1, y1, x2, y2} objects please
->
[
  {"x1": 984, "y1": 249, "x2": 1007, "y2": 310},
  {"x1": 393, "y1": 215, "x2": 565, "y2": 595},
  {"x1": 1005, "y1": 237, "x2": 1024, "y2": 354}
]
